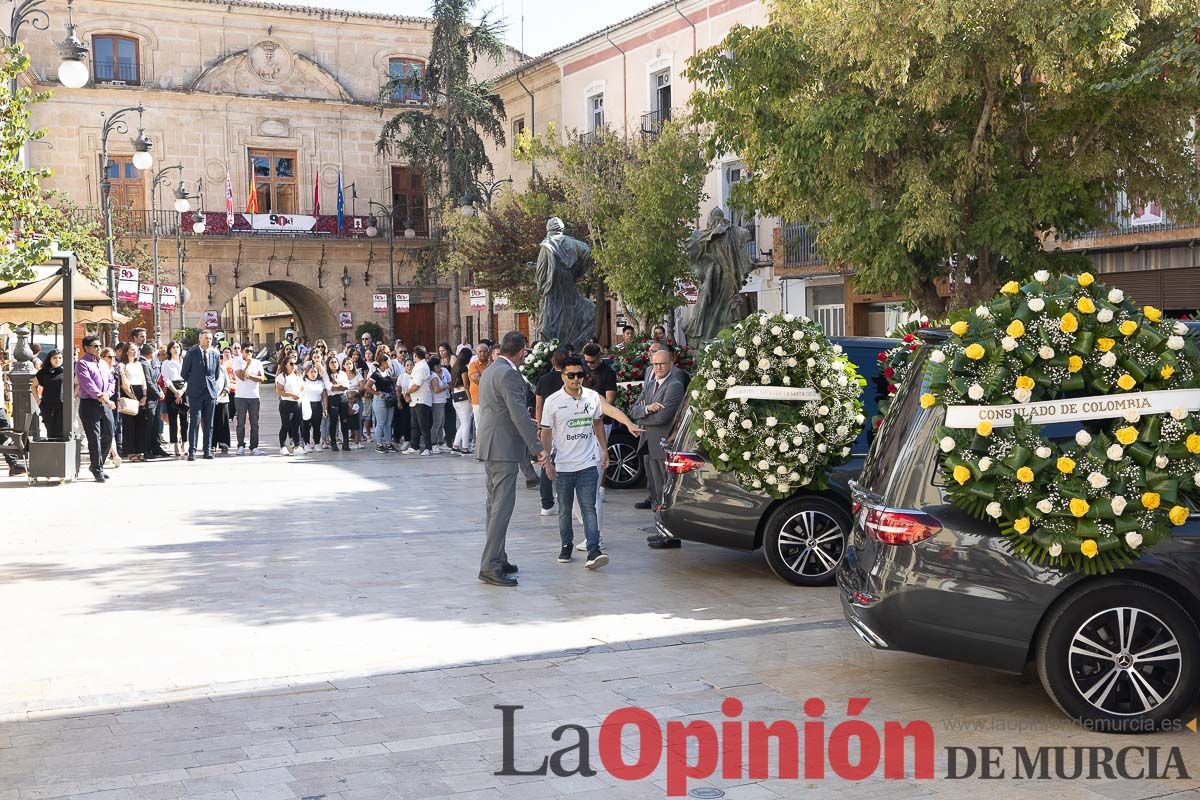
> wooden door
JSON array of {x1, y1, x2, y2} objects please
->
[
  {"x1": 516, "y1": 312, "x2": 530, "y2": 341},
  {"x1": 394, "y1": 302, "x2": 436, "y2": 349}
]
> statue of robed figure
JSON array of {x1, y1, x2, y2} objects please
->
[
  {"x1": 685, "y1": 208, "x2": 754, "y2": 342},
  {"x1": 535, "y1": 216, "x2": 596, "y2": 348}
]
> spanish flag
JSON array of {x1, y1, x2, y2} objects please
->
[{"x1": 247, "y1": 171, "x2": 260, "y2": 214}]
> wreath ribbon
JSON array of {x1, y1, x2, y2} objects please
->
[
  {"x1": 943, "y1": 389, "x2": 1200, "y2": 429},
  {"x1": 724, "y1": 386, "x2": 820, "y2": 402}
]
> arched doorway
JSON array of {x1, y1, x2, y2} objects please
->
[{"x1": 218, "y1": 281, "x2": 342, "y2": 350}]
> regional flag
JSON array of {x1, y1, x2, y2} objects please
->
[
  {"x1": 247, "y1": 171, "x2": 260, "y2": 214},
  {"x1": 312, "y1": 168, "x2": 321, "y2": 216},
  {"x1": 224, "y1": 169, "x2": 234, "y2": 227}
]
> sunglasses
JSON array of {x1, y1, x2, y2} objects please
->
[{"x1": 563, "y1": 371, "x2": 585, "y2": 379}]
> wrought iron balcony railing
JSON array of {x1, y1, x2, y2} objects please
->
[
  {"x1": 640, "y1": 108, "x2": 670, "y2": 140},
  {"x1": 780, "y1": 221, "x2": 825, "y2": 267}
]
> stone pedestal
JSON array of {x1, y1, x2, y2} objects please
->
[{"x1": 8, "y1": 327, "x2": 36, "y2": 435}]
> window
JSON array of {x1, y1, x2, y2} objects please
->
[
  {"x1": 392, "y1": 165, "x2": 428, "y2": 236},
  {"x1": 512, "y1": 116, "x2": 526, "y2": 144},
  {"x1": 724, "y1": 163, "x2": 756, "y2": 254},
  {"x1": 248, "y1": 149, "x2": 297, "y2": 214},
  {"x1": 588, "y1": 93, "x2": 604, "y2": 131},
  {"x1": 92, "y1": 35, "x2": 140, "y2": 84},
  {"x1": 652, "y1": 69, "x2": 671, "y2": 115},
  {"x1": 388, "y1": 58, "x2": 424, "y2": 104},
  {"x1": 104, "y1": 156, "x2": 144, "y2": 208}
]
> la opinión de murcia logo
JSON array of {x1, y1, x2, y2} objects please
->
[{"x1": 496, "y1": 700, "x2": 1192, "y2": 796}]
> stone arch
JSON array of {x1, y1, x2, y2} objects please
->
[
  {"x1": 190, "y1": 49, "x2": 355, "y2": 102},
  {"x1": 221, "y1": 280, "x2": 342, "y2": 347}
]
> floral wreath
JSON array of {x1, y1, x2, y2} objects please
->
[
  {"x1": 689, "y1": 311, "x2": 866, "y2": 499},
  {"x1": 872, "y1": 318, "x2": 934, "y2": 428},
  {"x1": 925, "y1": 271, "x2": 1200, "y2": 574},
  {"x1": 520, "y1": 338, "x2": 559, "y2": 386},
  {"x1": 611, "y1": 338, "x2": 696, "y2": 412}
]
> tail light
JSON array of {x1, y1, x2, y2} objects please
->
[
  {"x1": 665, "y1": 452, "x2": 705, "y2": 474},
  {"x1": 863, "y1": 506, "x2": 942, "y2": 545}
]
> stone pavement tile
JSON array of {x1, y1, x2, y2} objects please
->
[
  {"x1": 14, "y1": 783, "x2": 80, "y2": 800},
  {"x1": 123, "y1": 783, "x2": 188, "y2": 800},
  {"x1": 231, "y1": 786, "x2": 296, "y2": 800},
  {"x1": 240, "y1": 743, "x2": 296, "y2": 760}
]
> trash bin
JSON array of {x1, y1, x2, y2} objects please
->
[{"x1": 27, "y1": 438, "x2": 81, "y2": 484}]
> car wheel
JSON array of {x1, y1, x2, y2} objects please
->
[
  {"x1": 1036, "y1": 580, "x2": 1200, "y2": 733},
  {"x1": 605, "y1": 438, "x2": 642, "y2": 490},
  {"x1": 762, "y1": 495, "x2": 850, "y2": 587}
]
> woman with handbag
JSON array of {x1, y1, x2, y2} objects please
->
[
  {"x1": 450, "y1": 347, "x2": 474, "y2": 454},
  {"x1": 275, "y1": 355, "x2": 303, "y2": 455},
  {"x1": 160, "y1": 340, "x2": 189, "y2": 457},
  {"x1": 365, "y1": 346, "x2": 398, "y2": 453},
  {"x1": 324, "y1": 354, "x2": 351, "y2": 452},
  {"x1": 212, "y1": 349, "x2": 233, "y2": 454},
  {"x1": 116, "y1": 344, "x2": 146, "y2": 462}
]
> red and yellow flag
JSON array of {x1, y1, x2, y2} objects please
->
[{"x1": 247, "y1": 172, "x2": 260, "y2": 214}]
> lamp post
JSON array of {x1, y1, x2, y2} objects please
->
[
  {"x1": 341, "y1": 266, "x2": 351, "y2": 305},
  {"x1": 365, "y1": 200, "x2": 415, "y2": 342},
  {"x1": 150, "y1": 164, "x2": 195, "y2": 340},
  {"x1": 179, "y1": 179, "x2": 202, "y2": 333},
  {"x1": 457, "y1": 177, "x2": 511, "y2": 339},
  {"x1": 8, "y1": 0, "x2": 91, "y2": 94},
  {"x1": 99, "y1": 103, "x2": 153, "y2": 344}
]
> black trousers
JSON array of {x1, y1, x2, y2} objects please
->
[
  {"x1": 411, "y1": 403, "x2": 433, "y2": 451},
  {"x1": 165, "y1": 394, "x2": 189, "y2": 444},
  {"x1": 327, "y1": 394, "x2": 350, "y2": 448},
  {"x1": 213, "y1": 402, "x2": 231, "y2": 448},
  {"x1": 40, "y1": 403, "x2": 64, "y2": 440},
  {"x1": 80, "y1": 398, "x2": 113, "y2": 475},
  {"x1": 301, "y1": 401, "x2": 324, "y2": 445},
  {"x1": 120, "y1": 387, "x2": 146, "y2": 457},
  {"x1": 278, "y1": 399, "x2": 302, "y2": 447},
  {"x1": 393, "y1": 401, "x2": 408, "y2": 443},
  {"x1": 142, "y1": 400, "x2": 160, "y2": 456}
]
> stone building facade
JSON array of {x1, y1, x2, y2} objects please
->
[{"x1": 24, "y1": 0, "x2": 519, "y2": 346}]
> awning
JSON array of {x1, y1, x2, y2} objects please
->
[{"x1": 0, "y1": 264, "x2": 112, "y2": 309}]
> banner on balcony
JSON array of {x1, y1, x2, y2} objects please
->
[
  {"x1": 372, "y1": 293, "x2": 388, "y2": 313},
  {"x1": 159, "y1": 285, "x2": 177, "y2": 312},
  {"x1": 203, "y1": 311, "x2": 220, "y2": 329},
  {"x1": 494, "y1": 293, "x2": 509, "y2": 310},
  {"x1": 395, "y1": 293, "x2": 410, "y2": 313},
  {"x1": 469, "y1": 288, "x2": 488, "y2": 310},
  {"x1": 245, "y1": 214, "x2": 319, "y2": 233},
  {"x1": 137, "y1": 283, "x2": 155, "y2": 310},
  {"x1": 338, "y1": 311, "x2": 353, "y2": 329}
]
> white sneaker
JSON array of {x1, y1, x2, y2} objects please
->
[
  {"x1": 540, "y1": 505, "x2": 557, "y2": 516},
  {"x1": 420, "y1": 449, "x2": 432, "y2": 456},
  {"x1": 306, "y1": 444, "x2": 317, "y2": 453},
  {"x1": 252, "y1": 448, "x2": 266, "y2": 455},
  {"x1": 576, "y1": 538, "x2": 604, "y2": 551},
  {"x1": 279, "y1": 446, "x2": 288, "y2": 456},
  {"x1": 236, "y1": 446, "x2": 245, "y2": 456},
  {"x1": 401, "y1": 446, "x2": 417, "y2": 455}
]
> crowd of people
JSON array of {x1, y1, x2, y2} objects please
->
[{"x1": 3, "y1": 323, "x2": 690, "y2": 578}]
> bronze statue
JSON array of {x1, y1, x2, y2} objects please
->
[
  {"x1": 685, "y1": 208, "x2": 754, "y2": 342},
  {"x1": 535, "y1": 217, "x2": 595, "y2": 348}
]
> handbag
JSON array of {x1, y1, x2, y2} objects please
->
[
  {"x1": 118, "y1": 396, "x2": 140, "y2": 416},
  {"x1": 451, "y1": 389, "x2": 468, "y2": 403},
  {"x1": 383, "y1": 392, "x2": 397, "y2": 408}
]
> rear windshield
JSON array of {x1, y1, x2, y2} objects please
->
[
  {"x1": 858, "y1": 346, "x2": 932, "y2": 492},
  {"x1": 839, "y1": 343, "x2": 888, "y2": 455}
]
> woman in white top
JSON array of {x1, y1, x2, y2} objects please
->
[
  {"x1": 299, "y1": 363, "x2": 327, "y2": 452},
  {"x1": 275, "y1": 354, "x2": 304, "y2": 455},
  {"x1": 340, "y1": 357, "x2": 364, "y2": 448},
  {"x1": 117, "y1": 343, "x2": 147, "y2": 461},
  {"x1": 160, "y1": 340, "x2": 189, "y2": 456},
  {"x1": 428, "y1": 354, "x2": 451, "y2": 453},
  {"x1": 450, "y1": 345, "x2": 475, "y2": 454},
  {"x1": 323, "y1": 354, "x2": 351, "y2": 452}
]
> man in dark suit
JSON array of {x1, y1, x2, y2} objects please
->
[
  {"x1": 476, "y1": 330, "x2": 547, "y2": 587},
  {"x1": 631, "y1": 345, "x2": 686, "y2": 530},
  {"x1": 181, "y1": 330, "x2": 220, "y2": 460},
  {"x1": 139, "y1": 344, "x2": 170, "y2": 459}
]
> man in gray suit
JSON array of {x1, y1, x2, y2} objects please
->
[
  {"x1": 476, "y1": 330, "x2": 547, "y2": 587},
  {"x1": 631, "y1": 345, "x2": 686, "y2": 532}
]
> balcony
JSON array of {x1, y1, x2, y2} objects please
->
[
  {"x1": 92, "y1": 208, "x2": 434, "y2": 239},
  {"x1": 1057, "y1": 193, "x2": 1200, "y2": 252},
  {"x1": 779, "y1": 221, "x2": 825, "y2": 267},
  {"x1": 94, "y1": 59, "x2": 141, "y2": 86},
  {"x1": 640, "y1": 108, "x2": 670, "y2": 141}
]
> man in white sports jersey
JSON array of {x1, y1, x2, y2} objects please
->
[{"x1": 541, "y1": 355, "x2": 609, "y2": 570}]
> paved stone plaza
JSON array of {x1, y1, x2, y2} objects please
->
[{"x1": 0, "y1": 449, "x2": 1197, "y2": 800}]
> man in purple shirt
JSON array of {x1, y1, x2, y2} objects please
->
[{"x1": 76, "y1": 335, "x2": 116, "y2": 482}]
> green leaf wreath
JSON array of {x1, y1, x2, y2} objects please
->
[
  {"x1": 925, "y1": 271, "x2": 1200, "y2": 574},
  {"x1": 689, "y1": 311, "x2": 866, "y2": 499}
]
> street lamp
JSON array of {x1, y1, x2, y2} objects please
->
[
  {"x1": 8, "y1": 0, "x2": 91, "y2": 92},
  {"x1": 190, "y1": 178, "x2": 206, "y2": 234},
  {"x1": 459, "y1": 192, "x2": 476, "y2": 217},
  {"x1": 150, "y1": 165, "x2": 196, "y2": 340},
  {"x1": 366, "y1": 199, "x2": 399, "y2": 341},
  {"x1": 206, "y1": 264, "x2": 216, "y2": 305},
  {"x1": 341, "y1": 266, "x2": 351, "y2": 304},
  {"x1": 99, "y1": 103, "x2": 153, "y2": 343}
]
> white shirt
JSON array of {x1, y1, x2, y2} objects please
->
[
  {"x1": 541, "y1": 386, "x2": 603, "y2": 473},
  {"x1": 301, "y1": 377, "x2": 326, "y2": 403},
  {"x1": 161, "y1": 358, "x2": 183, "y2": 386},
  {"x1": 232, "y1": 356, "x2": 264, "y2": 399},
  {"x1": 432, "y1": 367, "x2": 451, "y2": 404},
  {"x1": 276, "y1": 371, "x2": 303, "y2": 399},
  {"x1": 409, "y1": 359, "x2": 433, "y2": 406}
]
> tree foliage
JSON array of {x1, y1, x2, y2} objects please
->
[
  {"x1": 516, "y1": 121, "x2": 708, "y2": 328},
  {"x1": 688, "y1": 0, "x2": 1200, "y2": 314}
]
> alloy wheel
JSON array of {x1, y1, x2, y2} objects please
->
[
  {"x1": 776, "y1": 509, "x2": 845, "y2": 578},
  {"x1": 1068, "y1": 606, "x2": 1183, "y2": 716},
  {"x1": 605, "y1": 440, "x2": 640, "y2": 488}
]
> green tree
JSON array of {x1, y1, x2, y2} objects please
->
[
  {"x1": 377, "y1": 0, "x2": 507, "y2": 342},
  {"x1": 688, "y1": 1, "x2": 1200, "y2": 314},
  {"x1": 518, "y1": 123, "x2": 707, "y2": 331}
]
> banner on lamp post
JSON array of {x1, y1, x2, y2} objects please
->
[
  {"x1": 202, "y1": 310, "x2": 220, "y2": 329},
  {"x1": 159, "y1": 285, "x2": 177, "y2": 312},
  {"x1": 395, "y1": 293, "x2": 410, "y2": 313},
  {"x1": 117, "y1": 268, "x2": 139, "y2": 303},
  {"x1": 469, "y1": 288, "x2": 487, "y2": 310},
  {"x1": 493, "y1": 293, "x2": 509, "y2": 310},
  {"x1": 372, "y1": 293, "x2": 388, "y2": 313},
  {"x1": 338, "y1": 311, "x2": 353, "y2": 329},
  {"x1": 137, "y1": 283, "x2": 155, "y2": 310}
]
